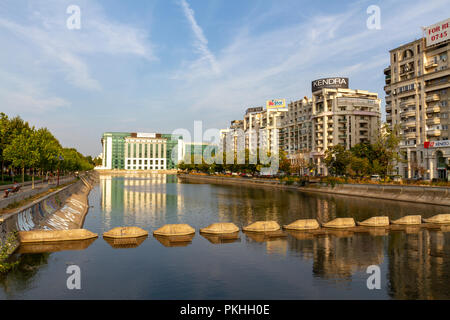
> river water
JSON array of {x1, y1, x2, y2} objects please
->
[{"x1": 1, "y1": 174, "x2": 450, "y2": 299}]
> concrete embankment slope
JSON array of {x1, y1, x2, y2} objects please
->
[
  {"x1": 178, "y1": 174, "x2": 450, "y2": 207},
  {"x1": 0, "y1": 172, "x2": 98, "y2": 250}
]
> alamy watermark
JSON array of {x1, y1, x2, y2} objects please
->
[
  {"x1": 366, "y1": 265, "x2": 381, "y2": 290},
  {"x1": 66, "y1": 5, "x2": 81, "y2": 30},
  {"x1": 66, "y1": 265, "x2": 81, "y2": 290},
  {"x1": 366, "y1": 5, "x2": 381, "y2": 30}
]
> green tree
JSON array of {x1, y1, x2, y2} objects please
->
[
  {"x1": 324, "y1": 145, "x2": 351, "y2": 176},
  {"x1": 373, "y1": 124, "x2": 404, "y2": 178},
  {"x1": 3, "y1": 127, "x2": 40, "y2": 183}
]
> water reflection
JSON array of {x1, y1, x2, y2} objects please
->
[{"x1": 1, "y1": 174, "x2": 450, "y2": 299}]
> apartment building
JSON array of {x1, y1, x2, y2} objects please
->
[
  {"x1": 220, "y1": 105, "x2": 287, "y2": 160},
  {"x1": 281, "y1": 78, "x2": 381, "y2": 175},
  {"x1": 384, "y1": 18, "x2": 449, "y2": 180}
]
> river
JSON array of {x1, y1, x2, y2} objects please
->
[{"x1": 1, "y1": 174, "x2": 450, "y2": 299}]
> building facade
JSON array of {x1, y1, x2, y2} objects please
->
[
  {"x1": 280, "y1": 78, "x2": 381, "y2": 175},
  {"x1": 384, "y1": 20, "x2": 449, "y2": 180},
  {"x1": 101, "y1": 132, "x2": 183, "y2": 170}
]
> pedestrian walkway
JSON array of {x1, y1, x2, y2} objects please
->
[{"x1": 0, "y1": 176, "x2": 76, "y2": 210}]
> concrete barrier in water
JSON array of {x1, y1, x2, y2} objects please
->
[
  {"x1": 200, "y1": 223, "x2": 240, "y2": 234},
  {"x1": 391, "y1": 215, "x2": 422, "y2": 225},
  {"x1": 18, "y1": 229, "x2": 98, "y2": 243},
  {"x1": 103, "y1": 226, "x2": 148, "y2": 239},
  {"x1": 283, "y1": 219, "x2": 320, "y2": 230},
  {"x1": 153, "y1": 224, "x2": 195, "y2": 236},
  {"x1": 357, "y1": 216, "x2": 390, "y2": 227},
  {"x1": 423, "y1": 214, "x2": 450, "y2": 224},
  {"x1": 243, "y1": 221, "x2": 281, "y2": 232},
  {"x1": 322, "y1": 218, "x2": 356, "y2": 229}
]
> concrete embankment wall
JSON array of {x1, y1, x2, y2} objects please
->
[
  {"x1": 178, "y1": 174, "x2": 450, "y2": 207},
  {"x1": 0, "y1": 173, "x2": 97, "y2": 248}
]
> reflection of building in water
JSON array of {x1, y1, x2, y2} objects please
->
[
  {"x1": 388, "y1": 229, "x2": 450, "y2": 299},
  {"x1": 266, "y1": 239, "x2": 288, "y2": 256},
  {"x1": 100, "y1": 174, "x2": 184, "y2": 228},
  {"x1": 288, "y1": 233, "x2": 385, "y2": 280}
]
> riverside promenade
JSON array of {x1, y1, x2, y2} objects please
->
[
  {"x1": 178, "y1": 174, "x2": 450, "y2": 207},
  {"x1": 0, "y1": 176, "x2": 76, "y2": 210}
]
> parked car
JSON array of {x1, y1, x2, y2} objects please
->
[{"x1": 370, "y1": 175, "x2": 381, "y2": 182}]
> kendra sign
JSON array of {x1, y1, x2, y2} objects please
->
[
  {"x1": 312, "y1": 77, "x2": 349, "y2": 92},
  {"x1": 424, "y1": 140, "x2": 450, "y2": 148}
]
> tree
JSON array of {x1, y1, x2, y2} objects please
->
[
  {"x1": 3, "y1": 127, "x2": 40, "y2": 183},
  {"x1": 34, "y1": 128, "x2": 62, "y2": 175},
  {"x1": 291, "y1": 153, "x2": 309, "y2": 176},
  {"x1": 373, "y1": 124, "x2": 404, "y2": 178},
  {"x1": 324, "y1": 145, "x2": 351, "y2": 176}
]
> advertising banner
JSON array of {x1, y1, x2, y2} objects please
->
[
  {"x1": 266, "y1": 99, "x2": 287, "y2": 111},
  {"x1": 425, "y1": 18, "x2": 450, "y2": 47},
  {"x1": 424, "y1": 140, "x2": 450, "y2": 148}
]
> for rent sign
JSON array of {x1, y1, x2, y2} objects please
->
[
  {"x1": 424, "y1": 140, "x2": 450, "y2": 148},
  {"x1": 425, "y1": 18, "x2": 450, "y2": 47}
]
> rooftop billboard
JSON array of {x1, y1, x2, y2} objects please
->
[
  {"x1": 266, "y1": 99, "x2": 287, "y2": 111},
  {"x1": 425, "y1": 18, "x2": 450, "y2": 47},
  {"x1": 312, "y1": 77, "x2": 349, "y2": 92}
]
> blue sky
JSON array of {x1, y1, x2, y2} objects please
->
[{"x1": 0, "y1": 0, "x2": 448, "y2": 156}]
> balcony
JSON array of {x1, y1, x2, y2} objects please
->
[
  {"x1": 403, "y1": 120, "x2": 416, "y2": 128},
  {"x1": 427, "y1": 129, "x2": 441, "y2": 137},
  {"x1": 404, "y1": 132, "x2": 417, "y2": 139},
  {"x1": 386, "y1": 104, "x2": 392, "y2": 112},
  {"x1": 338, "y1": 118, "x2": 347, "y2": 123},
  {"x1": 425, "y1": 61, "x2": 438, "y2": 69},
  {"x1": 426, "y1": 94, "x2": 440, "y2": 102},
  {"x1": 399, "y1": 99, "x2": 415, "y2": 107},
  {"x1": 338, "y1": 134, "x2": 347, "y2": 139},
  {"x1": 401, "y1": 109, "x2": 416, "y2": 117},
  {"x1": 386, "y1": 114, "x2": 392, "y2": 121},
  {"x1": 426, "y1": 117, "x2": 440, "y2": 125},
  {"x1": 426, "y1": 106, "x2": 440, "y2": 113}
]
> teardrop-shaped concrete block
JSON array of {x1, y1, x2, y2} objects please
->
[
  {"x1": 391, "y1": 215, "x2": 422, "y2": 225},
  {"x1": 200, "y1": 223, "x2": 240, "y2": 234},
  {"x1": 322, "y1": 218, "x2": 356, "y2": 229},
  {"x1": 283, "y1": 219, "x2": 320, "y2": 230},
  {"x1": 242, "y1": 221, "x2": 281, "y2": 232},
  {"x1": 423, "y1": 214, "x2": 450, "y2": 224},
  {"x1": 357, "y1": 216, "x2": 390, "y2": 227},
  {"x1": 103, "y1": 227, "x2": 148, "y2": 239},
  {"x1": 153, "y1": 224, "x2": 196, "y2": 236}
]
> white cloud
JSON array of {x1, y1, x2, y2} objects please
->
[
  {"x1": 0, "y1": 71, "x2": 70, "y2": 113},
  {"x1": 0, "y1": 0, "x2": 155, "y2": 91},
  {"x1": 179, "y1": 0, "x2": 220, "y2": 76}
]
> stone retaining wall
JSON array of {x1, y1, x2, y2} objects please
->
[
  {"x1": 178, "y1": 174, "x2": 450, "y2": 206},
  {"x1": 0, "y1": 173, "x2": 97, "y2": 251}
]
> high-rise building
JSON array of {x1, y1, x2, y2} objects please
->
[
  {"x1": 100, "y1": 132, "x2": 183, "y2": 170},
  {"x1": 281, "y1": 78, "x2": 381, "y2": 175},
  {"x1": 220, "y1": 105, "x2": 287, "y2": 160},
  {"x1": 384, "y1": 18, "x2": 449, "y2": 180}
]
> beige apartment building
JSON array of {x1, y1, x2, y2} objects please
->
[
  {"x1": 384, "y1": 21, "x2": 449, "y2": 180},
  {"x1": 281, "y1": 78, "x2": 381, "y2": 175},
  {"x1": 220, "y1": 106, "x2": 287, "y2": 161}
]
